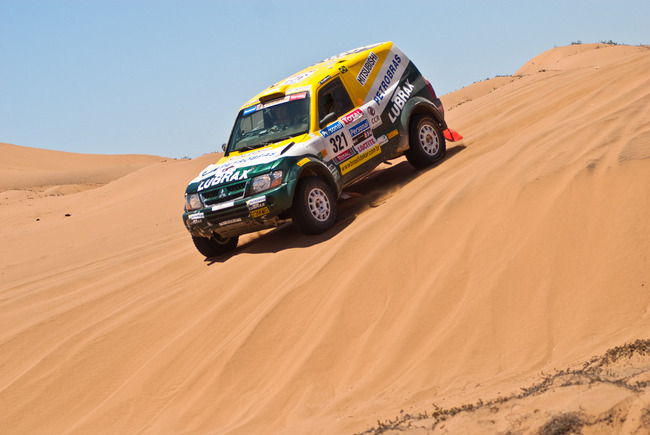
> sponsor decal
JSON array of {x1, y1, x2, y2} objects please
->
[
  {"x1": 282, "y1": 70, "x2": 315, "y2": 85},
  {"x1": 198, "y1": 164, "x2": 225, "y2": 179},
  {"x1": 297, "y1": 158, "x2": 310, "y2": 166},
  {"x1": 352, "y1": 129, "x2": 372, "y2": 146},
  {"x1": 318, "y1": 148, "x2": 328, "y2": 159},
  {"x1": 246, "y1": 196, "x2": 266, "y2": 210},
  {"x1": 341, "y1": 108, "x2": 364, "y2": 125},
  {"x1": 327, "y1": 163, "x2": 341, "y2": 181},
  {"x1": 192, "y1": 146, "x2": 286, "y2": 186},
  {"x1": 340, "y1": 144, "x2": 381, "y2": 175},
  {"x1": 348, "y1": 119, "x2": 370, "y2": 137},
  {"x1": 212, "y1": 200, "x2": 235, "y2": 211},
  {"x1": 388, "y1": 79, "x2": 415, "y2": 122},
  {"x1": 387, "y1": 129, "x2": 399, "y2": 139},
  {"x1": 243, "y1": 106, "x2": 258, "y2": 115},
  {"x1": 226, "y1": 147, "x2": 284, "y2": 166},
  {"x1": 320, "y1": 120, "x2": 344, "y2": 137},
  {"x1": 197, "y1": 168, "x2": 252, "y2": 192},
  {"x1": 357, "y1": 51, "x2": 379, "y2": 86},
  {"x1": 365, "y1": 104, "x2": 382, "y2": 127},
  {"x1": 377, "y1": 134, "x2": 389, "y2": 145},
  {"x1": 319, "y1": 75, "x2": 331, "y2": 85},
  {"x1": 250, "y1": 207, "x2": 270, "y2": 218},
  {"x1": 188, "y1": 212, "x2": 204, "y2": 222},
  {"x1": 262, "y1": 98, "x2": 286, "y2": 108},
  {"x1": 334, "y1": 148, "x2": 357, "y2": 164},
  {"x1": 219, "y1": 217, "x2": 242, "y2": 227},
  {"x1": 212, "y1": 201, "x2": 235, "y2": 211},
  {"x1": 322, "y1": 43, "x2": 381, "y2": 62},
  {"x1": 372, "y1": 52, "x2": 403, "y2": 105},
  {"x1": 289, "y1": 92, "x2": 307, "y2": 101},
  {"x1": 355, "y1": 137, "x2": 378, "y2": 153}
]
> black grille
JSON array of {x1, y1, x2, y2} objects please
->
[{"x1": 201, "y1": 180, "x2": 247, "y2": 206}]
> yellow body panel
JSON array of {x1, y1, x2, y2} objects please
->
[{"x1": 240, "y1": 42, "x2": 398, "y2": 132}]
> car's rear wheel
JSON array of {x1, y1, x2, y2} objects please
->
[
  {"x1": 405, "y1": 114, "x2": 446, "y2": 169},
  {"x1": 291, "y1": 176, "x2": 337, "y2": 234},
  {"x1": 192, "y1": 234, "x2": 238, "y2": 257}
]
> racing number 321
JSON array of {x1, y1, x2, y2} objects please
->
[{"x1": 329, "y1": 132, "x2": 349, "y2": 153}]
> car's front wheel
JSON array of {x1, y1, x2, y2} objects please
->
[
  {"x1": 192, "y1": 234, "x2": 238, "y2": 257},
  {"x1": 291, "y1": 176, "x2": 337, "y2": 235},
  {"x1": 405, "y1": 114, "x2": 446, "y2": 169}
]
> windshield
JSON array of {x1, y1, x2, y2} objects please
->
[{"x1": 227, "y1": 92, "x2": 311, "y2": 153}]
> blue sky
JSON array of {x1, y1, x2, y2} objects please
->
[{"x1": 1, "y1": 0, "x2": 648, "y2": 158}]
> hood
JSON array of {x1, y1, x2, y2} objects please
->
[{"x1": 187, "y1": 137, "x2": 307, "y2": 193}]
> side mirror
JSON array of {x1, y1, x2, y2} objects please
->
[
  {"x1": 319, "y1": 112, "x2": 337, "y2": 129},
  {"x1": 221, "y1": 143, "x2": 226, "y2": 152}
]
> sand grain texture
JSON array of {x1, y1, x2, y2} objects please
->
[{"x1": 1, "y1": 44, "x2": 649, "y2": 434}]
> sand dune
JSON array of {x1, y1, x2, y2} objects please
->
[
  {"x1": 0, "y1": 142, "x2": 168, "y2": 203},
  {"x1": 1, "y1": 44, "x2": 649, "y2": 434}
]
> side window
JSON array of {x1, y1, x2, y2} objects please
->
[{"x1": 318, "y1": 77, "x2": 354, "y2": 128}]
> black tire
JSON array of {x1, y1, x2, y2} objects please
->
[
  {"x1": 192, "y1": 234, "x2": 238, "y2": 257},
  {"x1": 405, "y1": 114, "x2": 446, "y2": 169},
  {"x1": 291, "y1": 176, "x2": 337, "y2": 235}
]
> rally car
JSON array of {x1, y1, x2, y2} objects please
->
[{"x1": 183, "y1": 41, "x2": 462, "y2": 257}]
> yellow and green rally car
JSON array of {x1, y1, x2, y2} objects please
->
[{"x1": 183, "y1": 41, "x2": 462, "y2": 257}]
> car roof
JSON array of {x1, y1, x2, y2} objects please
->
[{"x1": 240, "y1": 41, "x2": 395, "y2": 110}]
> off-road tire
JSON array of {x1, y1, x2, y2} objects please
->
[
  {"x1": 291, "y1": 176, "x2": 337, "y2": 235},
  {"x1": 192, "y1": 234, "x2": 239, "y2": 257},
  {"x1": 405, "y1": 114, "x2": 446, "y2": 169}
]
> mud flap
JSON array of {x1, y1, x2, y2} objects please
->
[{"x1": 443, "y1": 129, "x2": 463, "y2": 142}]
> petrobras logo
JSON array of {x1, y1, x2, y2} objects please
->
[
  {"x1": 348, "y1": 119, "x2": 369, "y2": 137},
  {"x1": 341, "y1": 108, "x2": 364, "y2": 125},
  {"x1": 357, "y1": 51, "x2": 379, "y2": 86},
  {"x1": 372, "y1": 52, "x2": 404, "y2": 105},
  {"x1": 320, "y1": 120, "x2": 344, "y2": 138}
]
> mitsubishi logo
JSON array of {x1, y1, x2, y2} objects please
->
[{"x1": 218, "y1": 189, "x2": 227, "y2": 199}]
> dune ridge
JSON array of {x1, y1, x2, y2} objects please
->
[
  {"x1": 1, "y1": 44, "x2": 649, "y2": 434},
  {"x1": 0, "y1": 142, "x2": 168, "y2": 202}
]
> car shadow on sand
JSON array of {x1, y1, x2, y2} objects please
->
[{"x1": 205, "y1": 144, "x2": 466, "y2": 264}]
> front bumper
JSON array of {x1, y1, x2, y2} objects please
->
[{"x1": 183, "y1": 181, "x2": 294, "y2": 238}]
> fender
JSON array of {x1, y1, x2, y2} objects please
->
[
  {"x1": 401, "y1": 96, "x2": 448, "y2": 131},
  {"x1": 287, "y1": 156, "x2": 342, "y2": 200},
  {"x1": 392, "y1": 97, "x2": 443, "y2": 153},
  {"x1": 399, "y1": 97, "x2": 464, "y2": 146}
]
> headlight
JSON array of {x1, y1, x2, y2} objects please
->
[
  {"x1": 251, "y1": 170, "x2": 283, "y2": 194},
  {"x1": 185, "y1": 193, "x2": 203, "y2": 211}
]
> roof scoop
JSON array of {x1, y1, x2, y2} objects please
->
[{"x1": 259, "y1": 85, "x2": 289, "y2": 103}]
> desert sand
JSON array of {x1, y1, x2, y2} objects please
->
[{"x1": 1, "y1": 43, "x2": 649, "y2": 434}]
